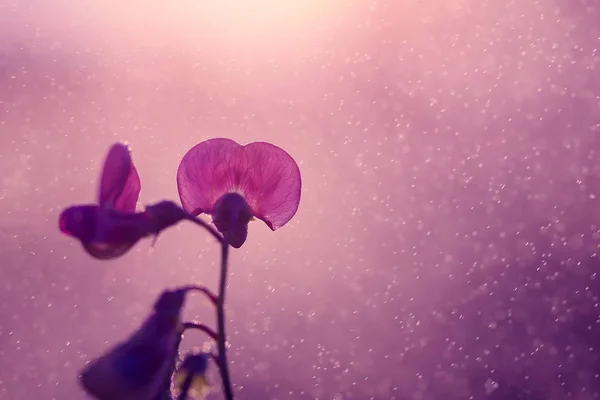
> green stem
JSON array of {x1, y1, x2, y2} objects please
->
[
  {"x1": 217, "y1": 242, "x2": 234, "y2": 400},
  {"x1": 184, "y1": 213, "x2": 234, "y2": 399}
]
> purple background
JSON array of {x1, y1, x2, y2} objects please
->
[{"x1": 1, "y1": 0, "x2": 600, "y2": 399}]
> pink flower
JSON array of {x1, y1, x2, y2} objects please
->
[{"x1": 176, "y1": 138, "x2": 302, "y2": 248}]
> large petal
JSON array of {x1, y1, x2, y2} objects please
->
[
  {"x1": 177, "y1": 138, "x2": 246, "y2": 216},
  {"x1": 238, "y1": 142, "x2": 301, "y2": 230},
  {"x1": 98, "y1": 143, "x2": 141, "y2": 212}
]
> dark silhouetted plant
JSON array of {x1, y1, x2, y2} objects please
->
[{"x1": 59, "y1": 140, "x2": 301, "y2": 399}]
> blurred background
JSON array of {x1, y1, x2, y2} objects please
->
[{"x1": 1, "y1": 0, "x2": 600, "y2": 398}]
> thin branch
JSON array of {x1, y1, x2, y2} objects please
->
[
  {"x1": 182, "y1": 322, "x2": 218, "y2": 341},
  {"x1": 209, "y1": 352, "x2": 220, "y2": 366}
]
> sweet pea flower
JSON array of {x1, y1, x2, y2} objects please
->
[
  {"x1": 59, "y1": 143, "x2": 191, "y2": 259},
  {"x1": 80, "y1": 288, "x2": 187, "y2": 400},
  {"x1": 177, "y1": 138, "x2": 302, "y2": 248}
]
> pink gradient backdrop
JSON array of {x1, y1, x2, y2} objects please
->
[{"x1": 1, "y1": 0, "x2": 600, "y2": 399}]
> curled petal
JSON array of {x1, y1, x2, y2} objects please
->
[
  {"x1": 177, "y1": 139, "x2": 301, "y2": 231},
  {"x1": 99, "y1": 143, "x2": 141, "y2": 212}
]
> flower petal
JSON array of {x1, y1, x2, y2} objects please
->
[
  {"x1": 80, "y1": 352, "x2": 133, "y2": 400},
  {"x1": 177, "y1": 139, "x2": 301, "y2": 230},
  {"x1": 239, "y1": 142, "x2": 301, "y2": 230},
  {"x1": 98, "y1": 143, "x2": 141, "y2": 212},
  {"x1": 80, "y1": 338, "x2": 173, "y2": 400},
  {"x1": 80, "y1": 332, "x2": 177, "y2": 400},
  {"x1": 177, "y1": 138, "x2": 245, "y2": 216},
  {"x1": 59, "y1": 205, "x2": 151, "y2": 259},
  {"x1": 59, "y1": 205, "x2": 100, "y2": 241}
]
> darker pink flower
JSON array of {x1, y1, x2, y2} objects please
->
[
  {"x1": 176, "y1": 138, "x2": 302, "y2": 248},
  {"x1": 59, "y1": 143, "x2": 143, "y2": 259},
  {"x1": 59, "y1": 143, "x2": 189, "y2": 259}
]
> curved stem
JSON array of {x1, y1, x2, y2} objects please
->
[
  {"x1": 209, "y1": 352, "x2": 220, "y2": 365},
  {"x1": 182, "y1": 321, "x2": 218, "y2": 341},
  {"x1": 217, "y1": 242, "x2": 234, "y2": 400},
  {"x1": 179, "y1": 322, "x2": 228, "y2": 388},
  {"x1": 179, "y1": 285, "x2": 218, "y2": 306},
  {"x1": 187, "y1": 215, "x2": 224, "y2": 244}
]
